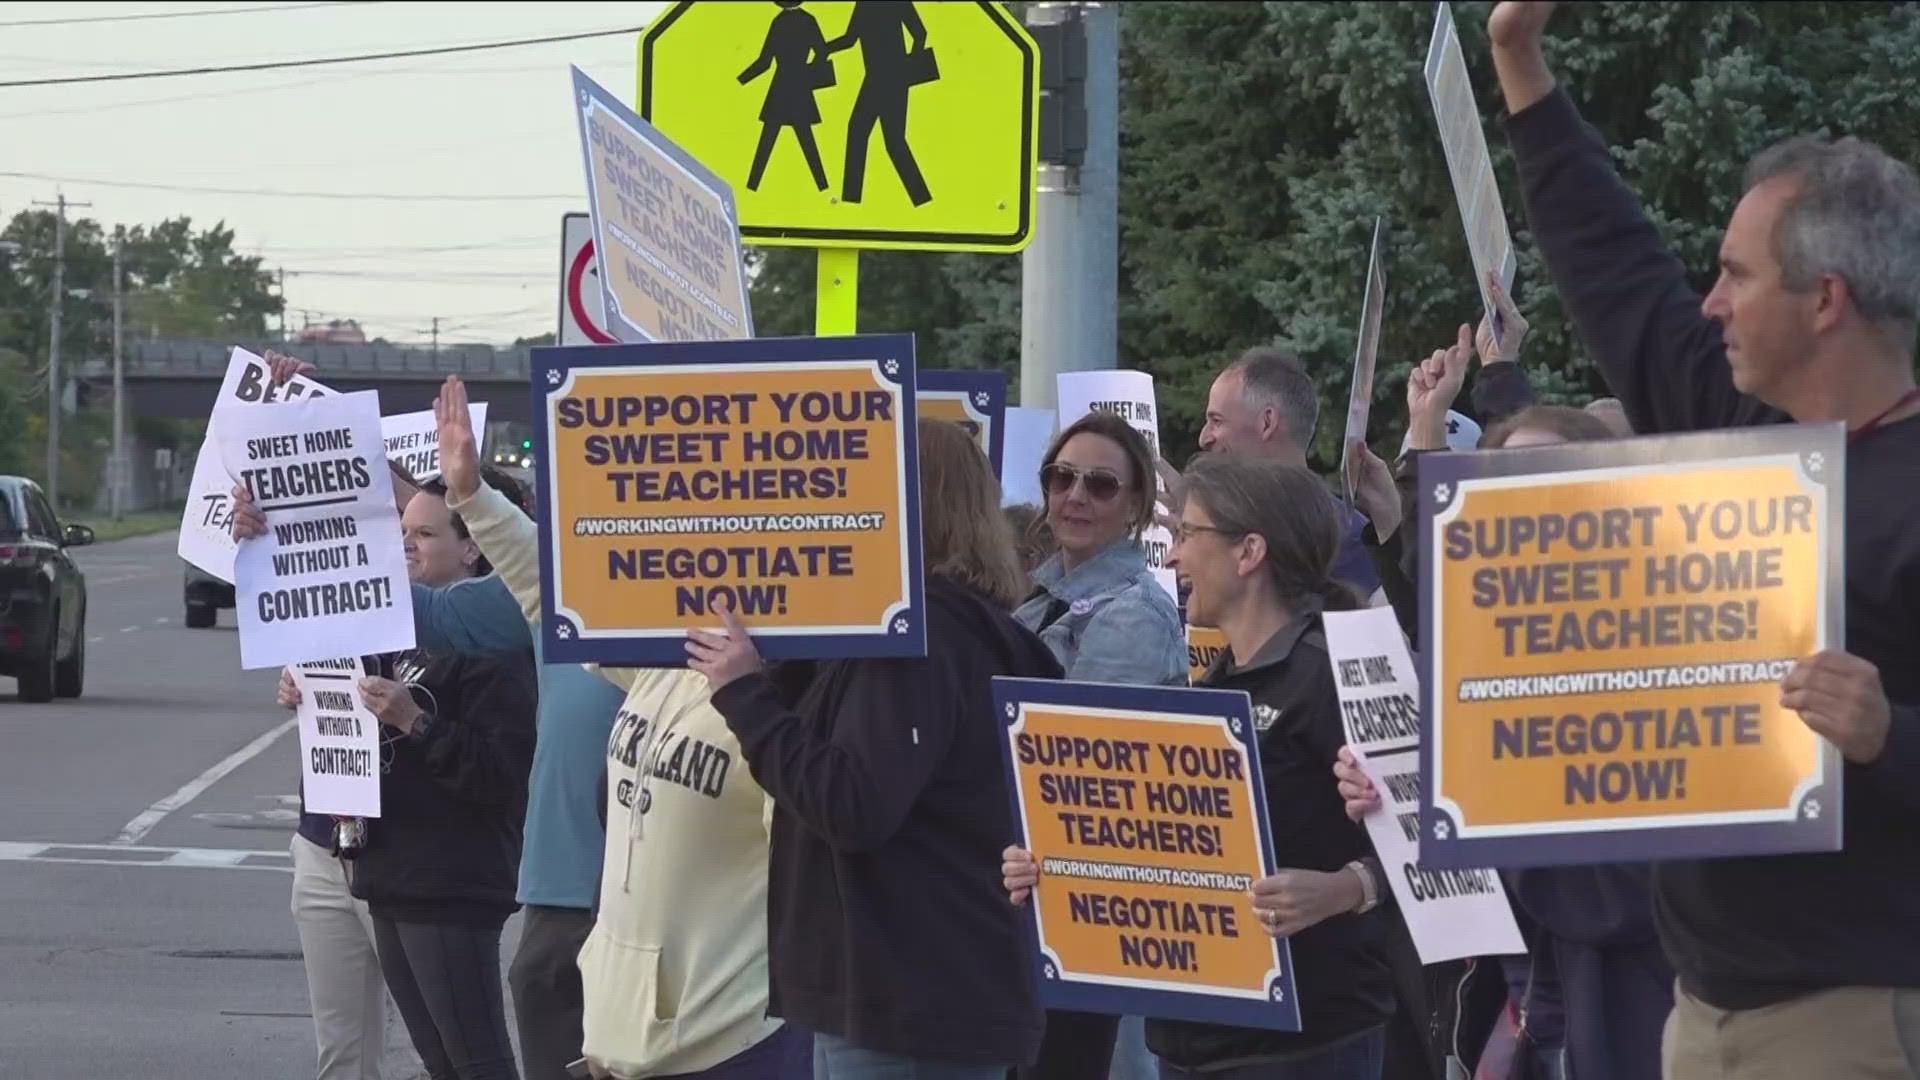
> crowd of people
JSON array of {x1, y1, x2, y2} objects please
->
[{"x1": 236, "y1": 3, "x2": 1917, "y2": 1079}]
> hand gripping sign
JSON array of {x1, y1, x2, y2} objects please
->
[{"x1": 994, "y1": 676, "x2": 1300, "y2": 1032}]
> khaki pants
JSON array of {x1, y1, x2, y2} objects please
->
[{"x1": 1663, "y1": 981, "x2": 1920, "y2": 1079}]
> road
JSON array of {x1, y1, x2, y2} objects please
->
[{"x1": 0, "y1": 530, "x2": 437, "y2": 1077}]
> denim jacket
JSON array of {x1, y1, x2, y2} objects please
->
[{"x1": 1012, "y1": 539, "x2": 1188, "y2": 687}]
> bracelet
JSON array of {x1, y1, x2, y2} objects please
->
[{"x1": 1346, "y1": 859, "x2": 1380, "y2": 914}]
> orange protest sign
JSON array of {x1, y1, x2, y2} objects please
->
[
  {"x1": 533, "y1": 334, "x2": 926, "y2": 664},
  {"x1": 994, "y1": 677, "x2": 1298, "y2": 1031},
  {"x1": 1417, "y1": 427, "x2": 1846, "y2": 867}
]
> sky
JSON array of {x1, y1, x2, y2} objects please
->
[{"x1": 0, "y1": 0, "x2": 672, "y2": 346}]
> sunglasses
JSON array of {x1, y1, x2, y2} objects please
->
[{"x1": 1041, "y1": 463, "x2": 1124, "y2": 502}]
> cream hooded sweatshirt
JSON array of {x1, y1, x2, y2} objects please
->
[{"x1": 449, "y1": 482, "x2": 781, "y2": 1078}]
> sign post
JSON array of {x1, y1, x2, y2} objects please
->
[{"x1": 638, "y1": 0, "x2": 1040, "y2": 334}]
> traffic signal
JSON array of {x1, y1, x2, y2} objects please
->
[{"x1": 522, "y1": 439, "x2": 532, "y2": 450}]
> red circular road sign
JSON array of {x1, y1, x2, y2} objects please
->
[{"x1": 566, "y1": 239, "x2": 617, "y2": 344}]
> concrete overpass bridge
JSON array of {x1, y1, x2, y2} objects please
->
[{"x1": 73, "y1": 339, "x2": 535, "y2": 423}]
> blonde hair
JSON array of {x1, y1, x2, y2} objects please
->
[{"x1": 918, "y1": 419, "x2": 1030, "y2": 609}]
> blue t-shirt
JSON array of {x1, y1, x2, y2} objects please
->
[{"x1": 1333, "y1": 503, "x2": 1382, "y2": 599}]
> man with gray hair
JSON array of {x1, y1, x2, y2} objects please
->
[
  {"x1": 1195, "y1": 346, "x2": 1384, "y2": 600},
  {"x1": 1491, "y1": 2, "x2": 1920, "y2": 1076}
]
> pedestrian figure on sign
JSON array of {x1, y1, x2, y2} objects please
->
[
  {"x1": 826, "y1": 1, "x2": 937, "y2": 206},
  {"x1": 739, "y1": 0, "x2": 833, "y2": 193}
]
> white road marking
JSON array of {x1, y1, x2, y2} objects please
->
[
  {"x1": 119, "y1": 626, "x2": 139, "y2": 634},
  {"x1": 111, "y1": 718, "x2": 298, "y2": 846},
  {"x1": 152, "y1": 617, "x2": 169, "y2": 625},
  {"x1": 87, "y1": 635, "x2": 102, "y2": 645},
  {"x1": 0, "y1": 840, "x2": 290, "y2": 874}
]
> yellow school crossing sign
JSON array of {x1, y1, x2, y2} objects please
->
[{"x1": 640, "y1": 1, "x2": 1039, "y2": 253}]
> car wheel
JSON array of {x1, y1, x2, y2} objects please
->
[
  {"x1": 185, "y1": 602, "x2": 216, "y2": 629},
  {"x1": 55, "y1": 629, "x2": 84, "y2": 699},
  {"x1": 17, "y1": 616, "x2": 55, "y2": 702}
]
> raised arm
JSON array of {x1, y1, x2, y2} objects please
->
[{"x1": 1489, "y1": 1, "x2": 1759, "y2": 435}]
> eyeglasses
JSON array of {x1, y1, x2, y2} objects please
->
[
  {"x1": 1173, "y1": 522, "x2": 1241, "y2": 544},
  {"x1": 1041, "y1": 463, "x2": 1123, "y2": 502}
]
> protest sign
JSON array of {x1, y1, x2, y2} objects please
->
[
  {"x1": 1186, "y1": 625, "x2": 1227, "y2": 686},
  {"x1": 571, "y1": 66, "x2": 753, "y2": 345},
  {"x1": 1426, "y1": 1, "x2": 1518, "y2": 332},
  {"x1": 180, "y1": 348, "x2": 334, "y2": 583},
  {"x1": 220, "y1": 390, "x2": 415, "y2": 670},
  {"x1": 994, "y1": 676, "x2": 1298, "y2": 1032},
  {"x1": 1340, "y1": 218, "x2": 1388, "y2": 507},
  {"x1": 291, "y1": 656, "x2": 382, "y2": 817},
  {"x1": 918, "y1": 370, "x2": 1007, "y2": 479},
  {"x1": 382, "y1": 403, "x2": 488, "y2": 484},
  {"x1": 532, "y1": 334, "x2": 925, "y2": 665},
  {"x1": 1323, "y1": 607, "x2": 1524, "y2": 964},
  {"x1": 1056, "y1": 370, "x2": 1177, "y2": 602},
  {"x1": 1417, "y1": 425, "x2": 1846, "y2": 867},
  {"x1": 1001, "y1": 406, "x2": 1056, "y2": 508}
]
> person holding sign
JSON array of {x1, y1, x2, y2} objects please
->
[
  {"x1": 686, "y1": 420, "x2": 1065, "y2": 1080},
  {"x1": 1007, "y1": 413, "x2": 1189, "y2": 1080},
  {"x1": 276, "y1": 478, "x2": 538, "y2": 1080},
  {"x1": 1492, "y1": 1, "x2": 1920, "y2": 1073},
  {"x1": 1008, "y1": 456, "x2": 1395, "y2": 1078},
  {"x1": 428, "y1": 378, "x2": 810, "y2": 1080}
]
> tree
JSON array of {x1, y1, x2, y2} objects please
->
[{"x1": 750, "y1": 2, "x2": 1920, "y2": 464}]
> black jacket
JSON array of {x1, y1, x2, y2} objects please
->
[
  {"x1": 348, "y1": 646, "x2": 539, "y2": 929},
  {"x1": 711, "y1": 576, "x2": 1064, "y2": 1069},
  {"x1": 1148, "y1": 611, "x2": 1396, "y2": 1069},
  {"x1": 1509, "y1": 84, "x2": 1920, "y2": 1008}
]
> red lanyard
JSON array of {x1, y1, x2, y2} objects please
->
[{"x1": 1848, "y1": 386, "x2": 1920, "y2": 444}]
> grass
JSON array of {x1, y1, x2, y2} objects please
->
[{"x1": 72, "y1": 509, "x2": 181, "y2": 544}]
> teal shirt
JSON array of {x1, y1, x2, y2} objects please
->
[{"x1": 409, "y1": 577, "x2": 624, "y2": 910}]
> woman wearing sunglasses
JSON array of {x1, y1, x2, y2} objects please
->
[{"x1": 1009, "y1": 411, "x2": 1189, "y2": 1080}]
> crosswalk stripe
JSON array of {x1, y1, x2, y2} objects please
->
[{"x1": 0, "y1": 840, "x2": 292, "y2": 873}]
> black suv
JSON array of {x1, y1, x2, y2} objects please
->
[{"x1": 0, "y1": 476, "x2": 92, "y2": 702}]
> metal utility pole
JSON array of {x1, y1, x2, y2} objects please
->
[
  {"x1": 1019, "y1": 1, "x2": 1119, "y2": 409},
  {"x1": 431, "y1": 316, "x2": 441, "y2": 354},
  {"x1": 111, "y1": 228, "x2": 126, "y2": 520},
  {"x1": 32, "y1": 193, "x2": 91, "y2": 510},
  {"x1": 275, "y1": 267, "x2": 287, "y2": 341}
]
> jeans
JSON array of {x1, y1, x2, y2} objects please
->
[
  {"x1": 814, "y1": 1032, "x2": 1007, "y2": 1080},
  {"x1": 372, "y1": 917, "x2": 521, "y2": 1080},
  {"x1": 1156, "y1": 1027, "x2": 1385, "y2": 1080},
  {"x1": 508, "y1": 905, "x2": 595, "y2": 1080},
  {"x1": 1110, "y1": 1018, "x2": 1158, "y2": 1080}
]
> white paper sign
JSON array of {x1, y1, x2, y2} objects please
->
[
  {"x1": 292, "y1": 656, "x2": 382, "y2": 817},
  {"x1": 220, "y1": 390, "x2": 416, "y2": 670},
  {"x1": 1322, "y1": 607, "x2": 1525, "y2": 965},
  {"x1": 381, "y1": 403, "x2": 487, "y2": 484},
  {"x1": 1055, "y1": 370, "x2": 1178, "y2": 603},
  {"x1": 1426, "y1": 2, "x2": 1518, "y2": 333},
  {"x1": 179, "y1": 349, "x2": 336, "y2": 583},
  {"x1": 1341, "y1": 218, "x2": 1388, "y2": 507},
  {"x1": 1001, "y1": 406, "x2": 1057, "y2": 508}
]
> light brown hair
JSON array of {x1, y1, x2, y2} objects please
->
[
  {"x1": 1039, "y1": 410, "x2": 1157, "y2": 538},
  {"x1": 1480, "y1": 405, "x2": 1615, "y2": 449},
  {"x1": 919, "y1": 418, "x2": 1029, "y2": 608}
]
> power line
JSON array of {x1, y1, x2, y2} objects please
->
[
  {"x1": 0, "y1": 2, "x2": 372, "y2": 29},
  {"x1": 0, "y1": 24, "x2": 649, "y2": 88},
  {"x1": 0, "y1": 170, "x2": 573, "y2": 202}
]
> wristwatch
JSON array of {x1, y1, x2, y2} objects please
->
[
  {"x1": 406, "y1": 711, "x2": 436, "y2": 742},
  {"x1": 1346, "y1": 858, "x2": 1382, "y2": 914}
]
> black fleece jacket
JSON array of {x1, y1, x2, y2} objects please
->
[
  {"x1": 711, "y1": 576, "x2": 1064, "y2": 1069},
  {"x1": 348, "y1": 646, "x2": 539, "y2": 929}
]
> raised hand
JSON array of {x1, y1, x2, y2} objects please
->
[
  {"x1": 1475, "y1": 272, "x2": 1530, "y2": 366},
  {"x1": 434, "y1": 376, "x2": 482, "y2": 503}
]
